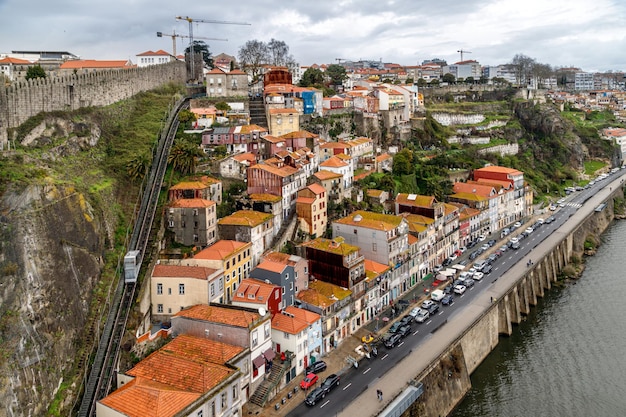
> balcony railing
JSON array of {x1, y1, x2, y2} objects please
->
[{"x1": 344, "y1": 254, "x2": 365, "y2": 268}]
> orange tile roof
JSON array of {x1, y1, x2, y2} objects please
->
[
  {"x1": 401, "y1": 213, "x2": 435, "y2": 225},
  {"x1": 301, "y1": 237, "x2": 360, "y2": 256},
  {"x1": 395, "y1": 193, "x2": 437, "y2": 207},
  {"x1": 313, "y1": 170, "x2": 342, "y2": 180},
  {"x1": 449, "y1": 192, "x2": 488, "y2": 202},
  {"x1": 99, "y1": 377, "x2": 200, "y2": 417},
  {"x1": 59, "y1": 59, "x2": 132, "y2": 69},
  {"x1": 367, "y1": 189, "x2": 384, "y2": 198},
  {"x1": 296, "y1": 196, "x2": 315, "y2": 205},
  {"x1": 452, "y1": 182, "x2": 496, "y2": 197},
  {"x1": 232, "y1": 278, "x2": 278, "y2": 304},
  {"x1": 474, "y1": 166, "x2": 523, "y2": 176},
  {"x1": 376, "y1": 153, "x2": 392, "y2": 162},
  {"x1": 320, "y1": 157, "x2": 348, "y2": 168},
  {"x1": 164, "y1": 334, "x2": 244, "y2": 364},
  {"x1": 320, "y1": 142, "x2": 349, "y2": 149},
  {"x1": 169, "y1": 198, "x2": 216, "y2": 208},
  {"x1": 137, "y1": 49, "x2": 171, "y2": 56},
  {"x1": 254, "y1": 260, "x2": 287, "y2": 274},
  {"x1": 233, "y1": 152, "x2": 257, "y2": 163},
  {"x1": 169, "y1": 181, "x2": 207, "y2": 190},
  {"x1": 218, "y1": 210, "x2": 272, "y2": 227},
  {"x1": 248, "y1": 163, "x2": 291, "y2": 178},
  {"x1": 249, "y1": 193, "x2": 282, "y2": 203},
  {"x1": 262, "y1": 251, "x2": 302, "y2": 266},
  {"x1": 408, "y1": 234, "x2": 419, "y2": 245},
  {"x1": 474, "y1": 178, "x2": 512, "y2": 189},
  {"x1": 127, "y1": 347, "x2": 235, "y2": 394},
  {"x1": 272, "y1": 306, "x2": 320, "y2": 334},
  {"x1": 279, "y1": 130, "x2": 318, "y2": 139},
  {"x1": 194, "y1": 240, "x2": 250, "y2": 261},
  {"x1": 269, "y1": 108, "x2": 298, "y2": 114},
  {"x1": 237, "y1": 124, "x2": 267, "y2": 134},
  {"x1": 173, "y1": 304, "x2": 260, "y2": 328},
  {"x1": 152, "y1": 264, "x2": 218, "y2": 280},
  {"x1": 364, "y1": 259, "x2": 390, "y2": 275},
  {"x1": 334, "y1": 210, "x2": 403, "y2": 231},
  {"x1": 307, "y1": 183, "x2": 326, "y2": 195},
  {"x1": 0, "y1": 57, "x2": 32, "y2": 64},
  {"x1": 298, "y1": 280, "x2": 352, "y2": 308}
]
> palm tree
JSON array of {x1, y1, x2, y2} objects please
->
[
  {"x1": 126, "y1": 152, "x2": 152, "y2": 181},
  {"x1": 168, "y1": 139, "x2": 202, "y2": 175}
]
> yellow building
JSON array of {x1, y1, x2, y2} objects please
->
[
  {"x1": 267, "y1": 108, "x2": 299, "y2": 136},
  {"x1": 189, "y1": 240, "x2": 253, "y2": 302}
]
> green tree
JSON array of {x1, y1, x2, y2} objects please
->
[
  {"x1": 417, "y1": 78, "x2": 427, "y2": 87},
  {"x1": 325, "y1": 64, "x2": 347, "y2": 86},
  {"x1": 392, "y1": 148, "x2": 415, "y2": 176},
  {"x1": 299, "y1": 67, "x2": 324, "y2": 87},
  {"x1": 25, "y1": 64, "x2": 46, "y2": 80},
  {"x1": 185, "y1": 41, "x2": 212, "y2": 68},
  {"x1": 215, "y1": 102, "x2": 231, "y2": 112},
  {"x1": 126, "y1": 152, "x2": 152, "y2": 182},
  {"x1": 465, "y1": 76, "x2": 475, "y2": 84},
  {"x1": 178, "y1": 109, "x2": 197, "y2": 124},
  {"x1": 168, "y1": 139, "x2": 201, "y2": 175},
  {"x1": 442, "y1": 73, "x2": 456, "y2": 84}
]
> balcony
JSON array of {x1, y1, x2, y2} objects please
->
[{"x1": 344, "y1": 254, "x2": 364, "y2": 268}]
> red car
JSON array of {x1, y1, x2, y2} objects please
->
[{"x1": 300, "y1": 373, "x2": 319, "y2": 390}]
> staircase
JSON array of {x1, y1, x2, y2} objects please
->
[
  {"x1": 249, "y1": 352, "x2": 293, "y2": 407},
  {"x1": 249, "y1": 98, "x2": 268, "y2": 128}
]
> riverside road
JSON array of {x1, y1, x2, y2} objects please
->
[{"x1": 287, "y1": 168, "x2": 626, "y2": 417}]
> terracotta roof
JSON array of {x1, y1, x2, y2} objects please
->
[
  {"x1": 297, "y1": 280, "x2": 352, "y2": 308},
  {"x1": 269, "y1": 108, "x2": 298, "y2": 114},
  {"x1": 59, "y1": 59, "x2": 133, "y2": 69},
  {"x1": 279, "y1": 130, "x2": 318, "y2": 139},
  {"x1": 232, "y1": 278, "x2": 278, "y2": 304},
  {"x1": 0, "y1": 57, "x2": 32, "y2": 64},
  {"x1": 449, "y1": 192, "x2": 488, "y2": 202},
  {"x1": 194, "y1": 240, "x2": 250, "y2": 261},
  {"x1": 137, "y1": 49, "x2": 170, "y2": 56},
  {"x1": 164, "y1": 334, "x2": 244, "y2": 364},
  {"x1": 248, "y1": 163, "x2": 291, "y2": 178},
  {"x1": 376, "y1": 153, "x2": 392, "y2": 162},
  {"x1": 320, "y1": 142, "x2": 349, "y2": 149},
  {"x1": 301, "y1": 237, "x2": 360, "y2": 256},
  {"x1": 452, "y1": 182, "x2": 496, "y2": 198},
  {"x1": 169, "y1": 181, "x2": 207, "y2": 190},
  {"x1": 401, "y1": 213, "x2": 435, "y2": 226},
  {"x1": 313, "y1": 170, "x2": 342, "y2": 180},
  {"x1": 408, "y1": 234, "x2": 419, "y2": 245},
  {"x1": 306, "y1": 183, "x2": 326, "y2": 195},
  {"x1": 474, "y1": 178, "x2": 512, "y2": 189},
  {"x1": 233, "y1": 152, "x2": 256, "y2": 163},
  {"x1": 229, "y1": 69, "x2": 247, "y2": 75},
  {"x1": 296, "y1": 196, "x2": 315, "y2": 204},
  {"x1": 99, "y1": 377, "x2": 200, "y2": 417},
  {"x1": 249, "y1": 193, "x2": 282, "y2": 203},
  {"x1": 207, "y1": 67, "x2": 226, "y2": 74},
  {"x1": 254, "y1": 260, "x2": 287, "y2": 274},
  {"x1": 169, "y1": 198, "x2": 215, "y2": 208},
  {"x1": 364, "y1": 259, "x2": 390, "y2": 275},
  {"x1": 320, "y1": 157, "x2": 348, "y2": 168},
  {"x1": 395, "y1": 193, "x2": 437, "y2": 208},
  {"x1": 367, "y1": 189, "x2": 385, "y2": 198},
  {"x1": 237, "y1": 124, "x2": 267, "y2": 134},
  {"x1": 218, "y1": 210, "x2": 272, "y2": 227},
  {"x1": 152, "y1": 264, "x2": 218, "y2": 280},
  {"x1": 334, "y1": 210, "x2": 403, "y2": 231},
  {"x1": 173, "y1": 304, "x2": 260, "y2": 328},
  {"x1": 262, "y1": 251, "x2": 303, "y2": 266},
  {"x1": 272, "y1": 306, "x2": 320, "y2": 334},
  {"x1": 474, "y1": 166, "x2": 523, "y2": 176}
]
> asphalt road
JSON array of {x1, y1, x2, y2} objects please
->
[{"x1": 288, "y1": 168, "x2": 626, "y2": 417}]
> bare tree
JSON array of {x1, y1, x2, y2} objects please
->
[
  {"x1": 510, "y1": 54, "x2": 536, "y2": 86},
  {"x1": 238, "y1": 40, "x2": 269, "y2": 81},
  {"x1": 267, "y1": 38, "x2": 294, "y2": 66},
  {"x1": 532, "y1": 63, "x2": 554, "y2": 89}
]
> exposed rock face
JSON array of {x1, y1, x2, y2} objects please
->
[{"x1": 0, "y1": 183, "x2": 106, "y2": 416}]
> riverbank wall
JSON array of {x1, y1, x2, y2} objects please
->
[{"x1": 400, "y1": 185, "x2": 624, "y2": 417}]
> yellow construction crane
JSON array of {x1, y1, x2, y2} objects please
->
[
  {"x1": 175, "y1": 16, "x2": 251, "y2": 81},
  {"x1": 156, "y1": 30, "x2": 227, "y2": 56},
  {"x1": 457, "y1": 49, "x2": 472, "y2": 62}
]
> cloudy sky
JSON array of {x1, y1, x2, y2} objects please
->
[{"x1": 1, "y1": 0, "x2": 625, "y2": 72}]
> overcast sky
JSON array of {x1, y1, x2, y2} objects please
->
[{"x1": 1, "y1": 0, "x2": 625, "y2": 72}]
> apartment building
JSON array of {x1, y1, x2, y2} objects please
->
[
  {"x1": 166, "y1": 198, "x2": 217, "y2": 247},
  {"x1": 218, "y1": 210, "x2": 274, "y2": 267}
]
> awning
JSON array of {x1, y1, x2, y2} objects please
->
[
  {"x1": 263, "y1": 348, "x2": 276, "y2": 361},
  {"x1": 252, "y1": 355, "x2": 265, "y2": 368}
]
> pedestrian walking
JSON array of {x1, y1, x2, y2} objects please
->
[
  {"x1": 376, "y1": 389, "x2": 381, "y2": 401},
  {"x1": 380, "y1": 390, "x2": 383, "y2": 401}
]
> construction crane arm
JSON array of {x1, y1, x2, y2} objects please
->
[{"x1": 175, "y1": 16, "x2": 250, "y2": 26}]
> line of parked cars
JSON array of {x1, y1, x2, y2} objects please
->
[{"x1": 302, "y1": 359, "x2": 343, "y2": 406}]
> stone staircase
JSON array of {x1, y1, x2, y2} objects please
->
[
  {"x1": 249, "y1": 98, "x2": 268, "y2": 128},
  {"x1": 249, "y1": 352, "x2": 293, "y2": 407}
]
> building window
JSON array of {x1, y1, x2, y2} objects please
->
[
  {"x1": 210, "y1": 283, "x2": 215, "y2": 297},
  {"x1": 197, "y1": 411, "x2": 203, "y2": 417},
  {"x1": 252, "y1": 330, "x2": 258, "y2": 347},
  {"x1": 232, "y1": 384, "x2": 238, "y2": 400},
  {"x1": 168, "y1": 288, "x2": 172, "y2": 295},
  {"x1": 157, "y1": 304, "x2": 163, "y2": 313},
  {"x1": 157, "y1": 283, "x2": 163, "y2": 295},
  {"x1": 264, "y1": 322, "x2": 270, "y2": 338},
  {"x1": 221, "y1": 392, "x2": 227, "y2": 409},
  {"x1": 372, "y1": 243, "x2": 377, "y2": 252},
  {"x1": 179, "y1": 284, "x2": 185, "y2": 295}
]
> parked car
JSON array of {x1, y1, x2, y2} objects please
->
[
  {"x1": 487, "y1": 239, "x2": 497, "y2": 247},
  {"x1": 513, "y1": 221, "x2": 522, "y2": 228},
  {"x1": 488, "y1": 254, "x2": 498, "y2": 263},
  {"x1": 388, "y1": 322, "x2": 403, "y2": 334},
  {"x1": 397, "y1": 325, "x2": 411, "y2": 338},
  {"x1": 321, "y1": 374, "x2": 340, "y2": 393},
  {"x1": 441, "y1": 294, "x2": 454, "y2": 305},
  {"x1": 473, "y1": 271, "x2": 484, "y2": 281},
  {"x1": 469, "y1": 251, "x2": 479, "y2": 260},
  {"x1": 421, "y1": 300, "x2": 435, "y2": 310},
  {"x1": 449, "y1": 253, "x2": 458, "y2": 261},
  {"x1": 525, "y1": 227, "x2": 534, "y2": 234},
  {"x1": 304, "y1": 387, "x2": 326, "y2": 405},
  {"x1": 408, "y1": 307, "x2": 422, "y2": 320},
  {"x1": 454, "y1": 284, "x2": 467, "y2": 295},
  {"x1": 383, "y1": 332, "x2": 403, "y2": 348},
  {"x1": 478, "y1": 234, "x2": 486, "y2": 241},
  {"x1": 414, "y1": 308, "x2": 430, "y2": 323},
  {"x1": 300, "y1": 373, "x2": 319, "y2": 390},
  {"x1": 481, "y1": 243, "x2": 490, "y2": 251},
  {"x1": 499, "y1": 245, "x2": 508, "y2": 253},
  {"x1": 426, "y1": 303, "x2": 440, "y2": 316},
  {"x1": 462, "y1": 278, "x2": 475, "y2": 288},
  {"x1": 399, "y1": 315, "x2": 413, "y2": 327},
  {"x1": 511, "y1": 242, "x2": 520, "y2": 250},
  {"x1": 306, "y1": 360, "x2": 327, "y2": 374},
  {"x1": 444, "y1": 284, "x2": 454, "y2": 294},
  {"x1": 483, "y1": 264, "x2": 493, "y2": 274}
]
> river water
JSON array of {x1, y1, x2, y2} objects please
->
[{"x1": 451, "y1": 219, "x2": 626, "y2": 417}]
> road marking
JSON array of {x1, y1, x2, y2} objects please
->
[
  {"x1": 413, "y1": 330, "x2": 419, "y2": 335},
  {"x1": 495, "y1": 267, "x2": 499, "y2": 271},
  {"x1": 438, "y1": 311, "x2": 443, "y2": 315},
  {"x1": 343, "y1": 383, "x2": 352, "y2": 390},
  {"x1": 426, "y1": 320, "x2": 432, "y2": 325},
  {"x1": 381, "y1": 354, "x2": 388, "y2": 361},
  {"x1": 320, "y1": 400, "x2": 330, "y2": 408},
  {"x1": 398, "y1": 341, "x2": 405, "y2": 347},
  {"x1": 363, "y1": 367, "x2": 371, "y2": 375}
]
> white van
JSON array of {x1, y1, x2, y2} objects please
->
[{"x1": 431, "y1": 289, "x2": 445, "y2": 302}]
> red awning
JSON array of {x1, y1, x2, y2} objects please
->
[
  {"x1": 252, "y1": 355, "x2": 265, "y2": 368},
  {"x1": 263, "y1": 348, "x2": 276, "y2": 361}
]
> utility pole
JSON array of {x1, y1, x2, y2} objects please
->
[{"x1": 175, "y1": 16, "x2": 251, "y2": 83}]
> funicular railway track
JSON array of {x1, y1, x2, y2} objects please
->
[{"x1": 78, "y1": 97, "x2": 190, "y2": 417}]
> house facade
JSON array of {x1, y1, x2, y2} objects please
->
[
  {"x1": 166, "y1": 198, "x2": 217, "y2": 247},
  {"x1": 218, "y1": 210, "x2": 274, "y2": 267}
]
